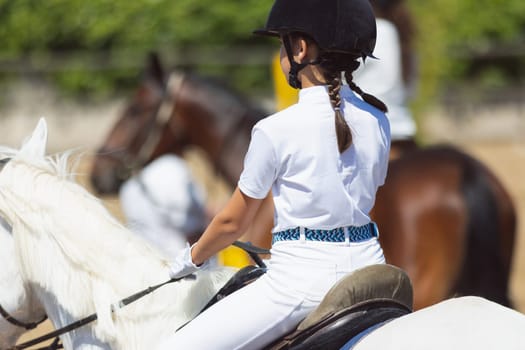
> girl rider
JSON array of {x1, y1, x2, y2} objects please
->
[{"x1": 159, "y1": 0, "x2": 391, "y2": 348}]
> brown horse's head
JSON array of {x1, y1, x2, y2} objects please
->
[
  {"x1": 90, "y1": 52, "x2": 267, "y2": 195},
  {"x1": 90, "y1": 53, "x2": 170, "y2": 194}
]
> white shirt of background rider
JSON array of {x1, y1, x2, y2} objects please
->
[
  {"x1": 119, "y1": 155, "x2": 208, "y2": 257},
  {"x1": 354, "y1": 18, "x2": 416, "y2": 141}
]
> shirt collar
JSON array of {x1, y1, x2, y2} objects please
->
[
  {"x1": 298, "y1": 85, "x2": 328, "y2": 104},
  {"x1": 298, "y1": 85, "x2": 356, "y2": 105}
]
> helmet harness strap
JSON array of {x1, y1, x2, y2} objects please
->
[{"x1": 282, "y1": 34, "x2": 320, "y2": 89}]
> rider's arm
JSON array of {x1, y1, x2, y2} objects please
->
[
  {"x1": 240, "y1": 191, "x2": 274, "y2": 252},
  {"x1": 190, "y1": 187, "x2": 263, "y2": 265}
]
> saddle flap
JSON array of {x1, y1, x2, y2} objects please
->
[
  {"x1": 298, "y1": 264, "x2": 413, "y2": 331},
  {"x1": 267, "y1": 300, "x2": 411, "y2": 350}
]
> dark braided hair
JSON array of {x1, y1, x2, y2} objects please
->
[
  {"x1": 346, "y1": 75, "x2": 388, "y2": 114},
  {"x1": 320, "y1": 53, "x2": 388, "y2": 153},
  {"x1": 325, "y1": 71, "x2": 351, "y2": 153}
]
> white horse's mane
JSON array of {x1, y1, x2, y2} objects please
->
[
  {"x1": 0, "y1": 119, "x2": 236, "y2": 349},
  {"x1": 0, "y1": 218, "x2": 46, "y2": 349}
]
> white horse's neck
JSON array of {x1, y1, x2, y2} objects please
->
[
  {"x1": 0, "y1": 127, "x2": 236, "y2": 349},
  {"x1": 0, "y1": 219, "x2": 46, "y2": 349}
]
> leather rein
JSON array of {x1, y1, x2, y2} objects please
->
[
  {"x1": 0, "y1": 303, "x2": 47, "y2": 331},
  {"x1": 0, "y1": 238, "x2": 268, "y2": 350},
  {"x1": 5, "y1": 276, "x2": 187, "y2": 350}
]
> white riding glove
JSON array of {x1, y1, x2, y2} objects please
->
[{"x1": 168, "y1": 243, "x2": 208, "y2": 279}]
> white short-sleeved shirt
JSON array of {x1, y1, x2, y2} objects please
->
[
  {"x1": 238, "y1": 85, "x2": 390, "y2": 232},
  {"x1": 354, "y1": 18, "x2": 416, "y2": 140}
]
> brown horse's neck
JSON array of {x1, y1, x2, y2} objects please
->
[{"x1": 173, "y1": 75, "x2": 266, "y2": 188}]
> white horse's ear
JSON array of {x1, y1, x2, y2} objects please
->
[{"x1": 20, "y1": 118, "x2": 48, "y2": 158}]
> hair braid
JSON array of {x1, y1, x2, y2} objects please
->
[
  {"x1": 319, "y1": 52, "x2": 388, "y2": 153},
  {"x1": 326, "y1": 72, "x2": 352, "y2": 153},
  {"x1": 345, "y1": 72, "x2": 388, "y2": 113}
]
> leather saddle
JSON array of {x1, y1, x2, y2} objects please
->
[{"x1": 200, "y1": 263, "x2": 413, "y2": 350}]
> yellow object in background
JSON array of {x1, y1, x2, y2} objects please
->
[
  {"x1": 218, "y1": 245, "x2": 252, "y2": 268},
  {"x1": 272, "y1": 52, "x2": 299, "y2": 111}
]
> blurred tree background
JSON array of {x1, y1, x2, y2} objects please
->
[
  {"x1": 409, "y1": 0, "x2": 525, "y2": 117},
  {"x1": 0, "y1": 0, "x2": 524, "y2": 113}
]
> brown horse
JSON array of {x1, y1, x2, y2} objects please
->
[{"x1": 90, "y1": 53, "x2": 516, "y2": 310}]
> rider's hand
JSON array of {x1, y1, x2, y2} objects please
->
[{"x1": 168, "y1": 243, "x2": 208, "y2": 279}]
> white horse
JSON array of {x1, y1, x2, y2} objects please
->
[
  {"x1": 350, "y1": 296, "x2": 525, "y2": 349},
  {"x1": 0, "y1": 118, "x2": 237, "y2": 349},
  {"x1": 2, "y1": 119, "x2": 525, "y2": 350},
  {"x1": 0, "y1": 217, "x2": 47, "y2": 349}
]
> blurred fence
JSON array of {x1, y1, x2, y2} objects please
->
[
  {"x1": 0, "y1": 47, "x2": 524, "y2": 149},
  {"x1": 0, "y1": 47, "x2": 275, "y2": 73},
  {"x1": 422, "y1": 85, "x2": 525, "y2": 143}
]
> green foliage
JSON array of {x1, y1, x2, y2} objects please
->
[
  {"x1": 0, "y1": 0, "x2": 274, "y2": 97},
  {"x1": 0, "y1": 0, "x2": 270, "y2": 52},
  {"x1": 0, "y1": 0, "x2": 524, "y2": 105},
  {"x1": 407, "y1": 0, "x2": 525, "y2": 118}
]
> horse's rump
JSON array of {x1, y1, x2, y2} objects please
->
[
  {"x1": 353, "y1": 296, "x2": 525, "y2": 349},
  {"x1": 373, "y1": 144, "x2": 516, "y2": 309}
]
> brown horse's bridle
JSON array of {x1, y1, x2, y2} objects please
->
[
  {"x1": 133, "y1": 72, "x2": 186, "y2": 170},
  {"x1": 97, "y1": 72, "x2": 186, "y2": 182}
]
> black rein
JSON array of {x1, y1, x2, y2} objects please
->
[
  {"x1": 0, "y1": 303, "x2": 47, "y2": 331},
  {"x1": 7, "y1": 241, "x2": 269, "y2": 350},
  {"x1": 7, "y1": 276, "x2": 190, "y2": 350}
]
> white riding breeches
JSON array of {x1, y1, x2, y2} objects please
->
[{"x1": 156, "y1": 238, "x2": 385, "y2": 350}]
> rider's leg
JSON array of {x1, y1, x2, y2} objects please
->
[{"x1": 157, "y1": 238, "x2": 385, "y2": 350}]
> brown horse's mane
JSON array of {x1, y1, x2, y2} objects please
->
[{"x1": 179, "y1": 70, "x2": 269, "y2": 125}]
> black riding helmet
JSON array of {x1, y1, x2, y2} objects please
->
[
  {"x1": 254, "y1": 0, "x2": 377, "y2": 88},
  {"x1": 372, "y1": 0, "x2": 402, "y2": 12}
]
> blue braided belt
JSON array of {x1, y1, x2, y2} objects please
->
[{"x1": 272, "y1": 223, "x2": 378, "y2": 244}]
